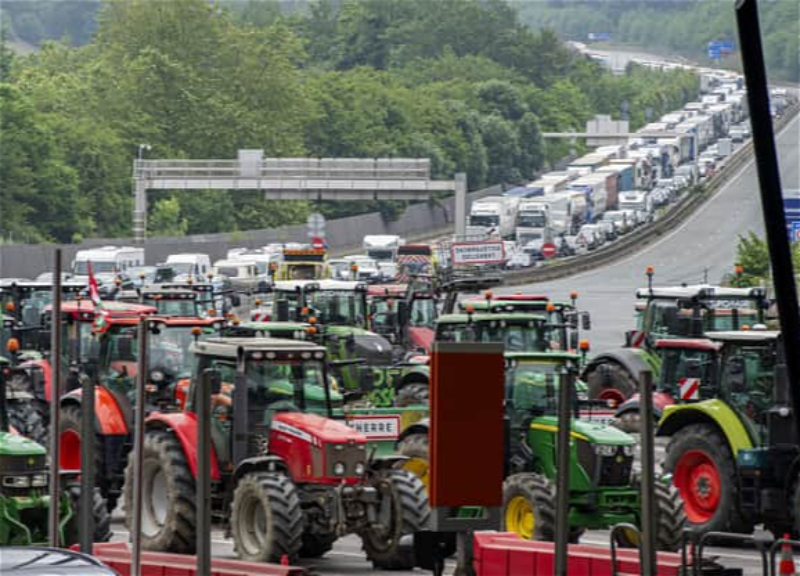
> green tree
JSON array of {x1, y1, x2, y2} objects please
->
[{"x1": 149, "y1": 197, "x2": 188, "y2": 237}]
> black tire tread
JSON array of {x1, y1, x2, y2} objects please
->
[
  {"x1": 64, "y1": 482, "x2": 113, "y2": 544},
  {"x1": 123, "y1": 429, "x2": 197, "y2": 553},
  {"x1": 653, "y1": 481, "x2": 686, "y2": 551},
  {"x1": 7, "y1": 399, "x2": 49, "y2": 446},
  {"x1": 230, "y1": 472, "x2": 303, "y2": 563},
  {"x1": 395, "y1": 382, "x2": 429, "y2": 407},
  {"x1": 586, "y1": 361, "x2": 639, "y2": 401},
  {"x1": 502, "y1": 473, "x2": 557, "y2": 541}
]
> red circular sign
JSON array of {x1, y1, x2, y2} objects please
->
[
  {"x1": 311, "y1": 236, "x2": 325, "y2": 250},
  {"x1": 541, "y1": 243, "x2": 557, "y2": 259}
]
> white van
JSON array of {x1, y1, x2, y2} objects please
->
[
  {"x1": 72, "y1": 246, "x2": 144, "y2": 281},
  {"x1": 165, "y1": 253, "x2": 212, "y2": 280}
]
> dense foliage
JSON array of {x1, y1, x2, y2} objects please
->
[
  {"x1": 515, "y1": 0, "x2": 799, "y2": 83},
  {"x1": 0, "y1": 0, "x2": 698, "y2": 243}
]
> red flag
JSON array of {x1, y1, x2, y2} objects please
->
[{"x1": 88, "y1": 261, "x2": 102, "y2": 307}]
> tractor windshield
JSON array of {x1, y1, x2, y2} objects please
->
[
  {"x1": 307, "y1": 290, "x2": 367, "y2": 328},
  {"x1": 144, "y1": 297, "x2": 200, "y2": 318},
  {"x1": 286, "y1": 263, "x2": 322, "y2": 280},
  {"x1": 658, "y1": 348, "x2": 717, "y2": 395},
  {"x1": 409, "y1": 298, "x2": 436, "y2": 328},
  {"x1": 436, "y1": 319, "x2": 550, "y2": 352},
  {"x1": 505, "y1": 359, "x2": 567, "y2": 417},
  {"x1": 719, "y1": 343, "x2": 776, "y2": 440},
  {"x1": 243, "y1": 358, "x2": 328, "y2": 423}
]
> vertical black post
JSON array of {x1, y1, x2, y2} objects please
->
[
  {"x1": 554, "y1": 367, "x2": 573, "y2": 576},
  {"x1": 79, "y1": 324, "x2": 96, "y2": 552},
  {"x1": 48, "y1": 249, "x2": 62, "y2": 547},
  {"x1": 232, "y1": 348, "x2": 248, "y2": 468},
  {"x1": 638, "y1": 370, "x2": 657, "y2": 575},
  {"x1": 130, "y1": 318, "x2": 148, "y2": 576},
  {"x1": 0, "y1": 362, "x2": 8, "y2": 431},
  {"x1": 736, "y1": 0, "x2": 800, "y2": 441},
  {"x1": 197, "y1": 364, "x2": 212, "y2": 576}
]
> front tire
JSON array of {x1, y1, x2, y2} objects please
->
[
  {"x1": 503, "y1": 473, "x2": 556, "y2": 541},
  {"x1": 123, "y1": 429, "x2": 197, "y2": 553},
  {"x1": 663, "y1": 423, "x2": 746, "y2": 534},
  {"x1": 361, "y1": 468, "x2": 430, "y2": 570},
  {"x1": 230, "y1": 472, "x2": 303, "y2": 563},
  {"x1": 396, "y1": 432, "x2": 429, "y2": 491},
  {"x1": 63, "y1": 482, "x2": 113, "y2": 545}
]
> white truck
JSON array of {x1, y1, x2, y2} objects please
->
[
  {"x1": 363, "y1": 235, "x2": 404, "y2": 262},
  {"x1": 164, "y1": 253, "x2": 212, "y2": 281},
  {"x1": 541, "y1": 191, "x2": 588, "y2": 236},
  {"x1": 515, "y1": 199, "x2": 551, "y2": 245},
  {"x1": 71, "y1": 245, "x2": 145, "y2": 282},
  {"x1": 466, "y1": 195, "x2": 519, "y2": 239}
]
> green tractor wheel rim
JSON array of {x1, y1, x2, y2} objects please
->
[
  {"x1": 673, "y1": 449, "x2": 721, "y2": 523},
  {"x1": 505, "y1": 496, "x2": 535, "y2": 539}
]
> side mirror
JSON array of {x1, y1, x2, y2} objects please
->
[
  {"x1": 204, "y1": 369, "x2": 222, "y2": 396},
  {"x1": 582, "y1": 313, "x2": 591, "y2": 331}
]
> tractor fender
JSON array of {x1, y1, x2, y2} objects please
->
[
  {"x1": 60, "y1": 387, "x2": 128, "y2": 436},
  {"x1": 396, "y1": 419, "x2": 429, "y2": 446},
  {"x1": 398, "y1": 365, "x2": 429, "y2": 389},
  {"x1": 581, "y1": 348, "x2": 654, "y2": 383},
  {"x1": 656, "y1": 399, "x2": 754, "y2": 457},
  {"x1": 615, "y1": 392, "x2": 675, "y2": 419},
  {"x1": 144, "y1": 412, "x2": 221, "y2": 481},
  {"x1": 233, "y1": 455, "x2": 289, "y2": 483}
]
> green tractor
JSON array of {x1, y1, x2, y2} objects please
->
[
  {"x1": 658, "y1": 329, "x2": 800, "y2": 537},
  {"x1": 270, "y1": 280, "x2": 429, "y2": 407},
  {"x1": 0, "y1": 357, "x2": 111, "y2": 546},
  {"x1": 582, "y1": 281, "x2": 768, "y2": 405},
  {"x1": 396, "y1": 351, "x2": 685, "y2": 549}
]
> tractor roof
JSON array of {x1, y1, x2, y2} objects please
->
[
  {"x1": 437, "y1": 312, "x2": 546, "y2": 324},
  {"x1": 55, "y1": 300, "x2": 157, "y2": 317},
  {"x1": 635, "y1": 285, "x2": 766, "y2": 300},
  {"x1": 505, "y1": 351, "x2": 582, "y2": 362},
  {"x1": 191, "y1": 337, "x2": 326, "y2": 358},
  {"x1": 368, "y1": 284, "x2": 408, "y2": 297},
  {"x1": 705, "y1": 330, "x2": 781, "y2": 343},
  {"x1": 655, "y1": 338, "x2": 722, "y2": 352}
]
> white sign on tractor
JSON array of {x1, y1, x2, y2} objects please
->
[{"x1": 451, "y1": 241, "x2": 505, "y2": 266}]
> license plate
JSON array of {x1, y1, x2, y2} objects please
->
[{"x1": 579, "y1": 410, "x2": 616, "y2": 425}]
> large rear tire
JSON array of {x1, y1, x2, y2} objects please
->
[
  {"x1": 230, "y1": 472, "x2": 303, "y2": 563},
  {"x1": 503, "y1": 473, "x2": 556, "y2": 541},
  {"x1": 663, "y1": 423, "x2": 747, "y2": 534},
  {"x1": 362, "y1": 468, "x2": 430, "y2": 570},
  {"x1": 63, "y1": 482, "x2": 113, "y2": 545},
  {"x1": 585, "y1": 361, "x2": 639, "y2": 404},
  {"x1": 396, "y1": 432, "x2": 429, "y2": 491},
  {"x1": 395, "y1": 382, "x2": 429, "y2": 407},
  {"x1": 123, "y1": 429, "x2": 197, "y2": 553},
  {"x1": 59, "y1": 404, "x2": 115, "y2": 512},
  {"x1": 7, "y1": 399, "x2": 48, "y2": 446}
]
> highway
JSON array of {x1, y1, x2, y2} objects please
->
[{"x1": 502, "y1": 113, "x2": 800, "y2": 353}]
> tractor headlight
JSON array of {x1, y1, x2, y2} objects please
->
[
  {"x1": 593, "y1": 444, "x2": 618, "y2": 457},
  {"x1": 150, "y1": 370, "x2": 165, "y2": 383},
  {"x1": 3, "y1": 476, "x2": 30, "y2": 488},
  {"x1": 333, "y1": 462, "x2": 346, "y2": 476},
  {"x1": 622, "y1": 445, "x2": 635, "y2": 457},
  {"x1": 354, "y1": 462, "x2": 365, "y2": 476},
  {"x1": 31, "y1": 474, "x2": 48, "y2": 487}
]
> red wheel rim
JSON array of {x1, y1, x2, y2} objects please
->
[
  {"x1": 597, "y1": 388, "x2": 626, "y2": 406},
  {"x1": 673, "y1": 449, "x2": 721, "y2": 523},
  {"x1": 60, "y1": 429, "x2": 82, "y2": 471}
]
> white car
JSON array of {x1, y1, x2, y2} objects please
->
[
  {"x1": 576, "y1": 224, "x2": 603, "y2": 251},
  {"x1": 601, "y1": 211, "x2": 632, "y2": 235}
]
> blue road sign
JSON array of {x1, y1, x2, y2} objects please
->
[
  {"x1": 720, "y1": 40, "x2": 735, "y2": 54},
  {"x1": 708, "y1": 48, "x2": 722, "y2": 60},
  {"x1": 791, "y1": 221, "x2": 800, "y2": 243}
]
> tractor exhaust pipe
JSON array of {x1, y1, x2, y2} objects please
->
[{"x1": 736, "y1": 0, "x2": 800, "y2": 442}]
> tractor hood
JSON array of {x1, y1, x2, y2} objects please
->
[
  {"x1": 273, "y1": 411, "x2": 366, "y2": 444},
  {"x1": 0, "y1": 430, "x2": 47, "y2": 456},
  {"x1": 408, "y1": 327, "x2": 434, "y2": 353},
  {"x1": 533, "y1": 416, "x2": 634, "y2": 445}
]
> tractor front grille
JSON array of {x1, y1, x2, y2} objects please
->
[
  {"x1": 598, "y1": 453, "x2": 634, "y2": 487},
  {"x1": 324, "y1": 442, "x2": 367, "y2": 478},
  {"x1": 0, "y1": 454, "x2": 46, "y2": 474}
]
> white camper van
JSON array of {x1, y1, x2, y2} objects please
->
[{"x1": 71, "y1": 246, "x2": 145, "y2": 282}]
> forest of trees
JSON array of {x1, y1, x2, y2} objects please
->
[
  {"x1": 515, "y1": 0, "x2": 799, "y2": 83},
  {"x1": 0, "y1": 0, "x2": 700, "y2": 243}
]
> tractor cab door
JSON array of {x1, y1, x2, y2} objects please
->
[{"x1": 719, "y1": 343, "x2": 775, "y2": 443}]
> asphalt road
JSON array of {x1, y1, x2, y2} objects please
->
[{"x1": 502, "y1": 112, "x2": 800, "y2": 353}]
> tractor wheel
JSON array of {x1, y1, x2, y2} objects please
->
[
  {"x1": 59, "y1": 404, "x2": 115, "y2": 512},
  {"x1": 663, "y1": 424, "x2": 747, "y2": 534},
  {"x1": 395, "y1": 382, "x2": 429, "y2": 407},
  {"x1": 124, "y1": 429, "x2": 197, "y2": 553},
  {"x1": 396, "y1": 432, "x2": 429, "y2": 490},
  {"x1": 502, "y1": 473, "x2": 556, "y2": 541},
  {"x1": 654, "y1": 481, "x2": 686, "y2": 551},
  {"x1": 362, "y1": 468, "x2": 430, "y2": 570},
  {"x1": 299, "y1": 533, "x2": 337, "y2": 559},
  {"x1": 585, "y1": 361, "x2": 639, "y2": 405},
  {"x1": 7, "y1": 399, "x2": 48, "y2": 446},
  {"x1": 230, "y1": 472, "x2": 303, "y2": 563},
  {"x1": 63, "y1": 482, "x2": 113, "y2": 545}
]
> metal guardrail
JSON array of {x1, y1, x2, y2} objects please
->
[{"x1": 500, "y1": 102, "x2": 800, "y2": 287}]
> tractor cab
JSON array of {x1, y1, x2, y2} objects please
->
[
  {"x1": 138, "y1": 287, "x2": 203, "y2": 318},
  {"x1": 367, "y1": 281, "x2": 436, "y2": 354},
  {"x1": 435, "y1": 312, "x2": 555, "y2": 353},
  {"x1": 277, "y1": 247, "x2": 329, "y2": 281}
]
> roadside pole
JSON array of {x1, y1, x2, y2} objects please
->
[
  {"x1": 639, "y1": 370, "x2": 657, "y2": 575},
  {"x1": 197, "y1": 364, "x2": 212, "y2": 576},
  {"x1": 48, "y1": 249, "x2": 62, "y2": 547},
  {"x1": 554, "y1": 366, "x2": 574, "y2": 576},
  {"x1": 130, "y1": 318, "x2": 148, "y2": 576}
]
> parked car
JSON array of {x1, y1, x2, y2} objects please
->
[
  {"x1": 576, "y1": 224, "x2": 602, "y2": 251},
  {"x1": 597, "y1": 220, "x2": 618, "y2": 242},
  {"x1": 0, "y1": 548, "x2": 119, "y2": 575},
  {"x1": 601, "y1": 211, "x2": 632, "y2": 235}
]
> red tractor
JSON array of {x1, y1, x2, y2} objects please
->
[
  {"x1": 58, "y1": 310, "x2": 224, "y2": 511},
  {"x1": 367, "y1": 281, "x2": 436, "y2": 358},
  {"x1": 126, "y1": 337, "x2": 428, "y2": 567}
]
